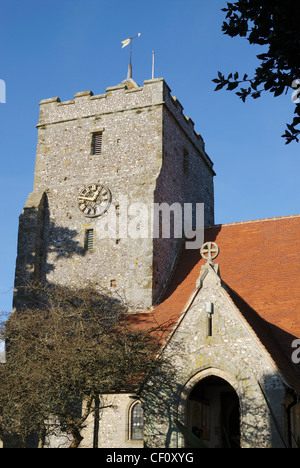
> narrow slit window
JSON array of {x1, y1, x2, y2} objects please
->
[
  {"x1": 92, "y1": 132, "x2": 103, "y2": 155},
  {"x1": 207, "y1": 315, "x2": 213, "y2": 337},
  {"x1": 85, "y1": 229, "x2": 94, "y2": 251},
  {"x1": 183, "y1": 149, "x2": 189, "y2": 174},
  {"x1": 206, "y1": 302, "x2": 213, "y2": 337}
]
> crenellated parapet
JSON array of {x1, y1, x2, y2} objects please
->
[{"x1": 37, "y1": 78, "x2": 211, "y2": 166}]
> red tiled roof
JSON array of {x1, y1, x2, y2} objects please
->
[{"x1": 133, "y1": 215, "x2": 300, "y2": 392}]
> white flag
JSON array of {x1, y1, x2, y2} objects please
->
[
  {"x1": 121, "y1": 33, "x2": 141, "y2": 48},
  {"x1": 121, "y1": 38, "x2": 131, "y2": 48}
]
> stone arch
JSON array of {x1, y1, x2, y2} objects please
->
[
  {"x1": 177, "y1": 367, "x2": 241, "y2": 448},
  {"x1": 127, "y1": 400, "x2": 144, "y2": 442}
]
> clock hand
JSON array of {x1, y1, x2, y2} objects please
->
[
  {"x1": 79, "y1": 188, "x2": 101, "y2": 202},
  {"x1": 78, "y1": 195, "x2": 97, "y2": 202},
  {"x1": 91, "y1": 188, "x2": 101, "y2": 201}
]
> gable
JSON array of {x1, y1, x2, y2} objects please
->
[
  {"x1": 133, "y1": 215, "x2": 300, "y2": 393},
  {"x1": 160, "y1": 263, "x2": 280, "y2": 385}
]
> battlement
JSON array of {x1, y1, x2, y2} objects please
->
[
  {"x1": 38, "y1": 78, "x2": 164, "y2": 125},
  {"x1": 37, "y1": 78, "x2": 210, "y2": 164}
]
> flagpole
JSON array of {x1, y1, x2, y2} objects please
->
[
  {"x1": 152, "y1": 51, "x2": 155, "y2": 79},
  {"x1": 128, "y1": 38, "x2": 133, "y2": 79}
]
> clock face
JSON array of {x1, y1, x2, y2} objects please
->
[{"x1": 78, "y1": 183, "x2": 112, "y2": 218}]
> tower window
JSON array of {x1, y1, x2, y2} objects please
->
[
  {"x1": 206, "y1": 302, "x2": 213, "y2": 337},
  {"x1": 183, "y1": 149, "x2": 189, "y2": 174},
  {"x1": 85, "y1": 229, "x2": 94, "y2": 251},
  {"x1": 91, "y1": 132, "x2": 103, "y2": 155},
  {"x1": 207, "y1": 315, "x2": 213, "y2": 337},
  {"x1": 130, "y1": 402, "x2": 144, "y2": 441}
]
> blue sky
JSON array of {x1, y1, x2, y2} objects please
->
[{"x1": 0, "y1": 0, "x2": 299, "y2": 314}]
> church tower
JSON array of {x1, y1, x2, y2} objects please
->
[{"x1": 13, "y1": 78, "x2": 215, "y2": 310}]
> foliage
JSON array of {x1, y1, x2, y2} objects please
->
[
  {"x1": 0, "y1": 282, "x2": 167, "y2": 448},
  {"x1": 213, "y1": 0, "x2": 300, "y2": 144}
]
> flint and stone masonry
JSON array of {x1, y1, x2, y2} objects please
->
[
  {"x1": 142, "y1": 263, "x2": 286, "y2": 449},
  {"x1": 13, "y1": 78, "x2": 215, "y2": 311},
  {"x1": 11, "y1": 76, "x2": 300, "y2": 449}
]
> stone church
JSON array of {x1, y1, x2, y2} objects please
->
[{"x1": 12, "y1": 75, "x2": 300, "y2": 448}]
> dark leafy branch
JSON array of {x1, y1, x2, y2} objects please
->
[{"x1": 214, "y1": 0, "x2": 300, "y2": 144}]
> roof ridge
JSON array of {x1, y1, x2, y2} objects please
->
[{"x1": 206, "y1": 214, "x2": 300, "y2": 229}]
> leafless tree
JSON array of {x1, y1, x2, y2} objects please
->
[{"x1": 0, "y1": 282, "x2": 170, "y2": 448}]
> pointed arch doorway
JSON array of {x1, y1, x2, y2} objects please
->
[{"x1": 186, "y1": 375, "x2": 240, "y2": 448}]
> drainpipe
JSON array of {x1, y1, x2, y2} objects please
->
[{"x1": 286, "y1": 393, "x2": 298, "y2": 448}]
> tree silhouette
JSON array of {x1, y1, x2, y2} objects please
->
[
  {"x1": 0, "y1": 282, "x2": 169, "y2": 448},
  {"x1": 213, "y1": 0, "x2": 300, "y2": 144}
]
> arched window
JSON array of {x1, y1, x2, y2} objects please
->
[{"x1": 130, "y1": 402, "x2": 144, "y2": 441}]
